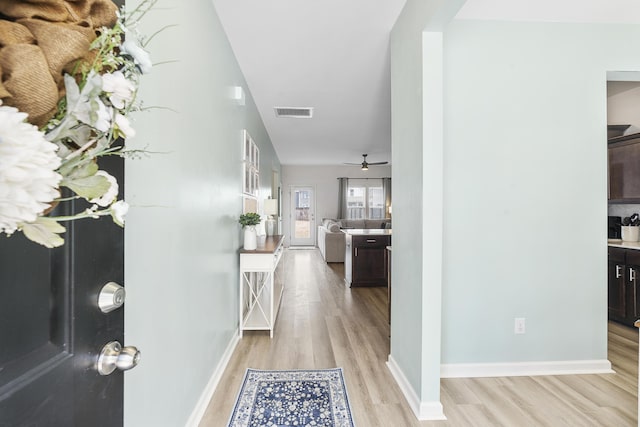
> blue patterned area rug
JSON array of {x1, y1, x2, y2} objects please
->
[{"x1": 227, "y1": 368, "x2": 356, "y2": 427}]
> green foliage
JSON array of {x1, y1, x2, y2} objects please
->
[
  {"x1": 21, "y1": 218, "x2": 66, "y2": 249},
  {"x1": 60, "y1": 174, "x2": 110, "y2": 200},
  {"x1": 239, "y1": 212, "x2": 261, "y2": 227}
]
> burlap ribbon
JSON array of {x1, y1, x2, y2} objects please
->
[{"x1": 0, "y1": 0, "x2": 118, "y2": 128}]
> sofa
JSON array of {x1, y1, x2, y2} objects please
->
[{"x1": 318, "y1": 218, "x2": 391, "y2": 262}]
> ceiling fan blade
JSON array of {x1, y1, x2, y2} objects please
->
[{"x1": 344, "y1": 153, "x2": 388, "y2": 167}]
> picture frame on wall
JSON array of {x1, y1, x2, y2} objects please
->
[
  {"x1": 243, "y1": 130, "x2": 251, "y2": 163},
  {"x1": 243, "y1": 196, "x2": 257, "y2": 214},
  {"x1": 244, "y1": 167, "x2": 251, "y2": 194},
  {"x1": 242, "y1": 129, "x2": 260, "y2": 201},
  {"x1": 252, "y1": 171, "x2": 259, "y2": 196},
  {"x1": 252, "y1": 141, "x2": 259, "y2": 171}
]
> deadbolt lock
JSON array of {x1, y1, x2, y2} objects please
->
[{"x1": 98, "y1": 282, "x2": 126, "y2": 313}]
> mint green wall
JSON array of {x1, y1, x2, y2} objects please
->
[
  {"x1": 391, "y1": 1, "x2": 640, "y2": 415},
  {"x1": 390, "y1": 7, "x2": 426, "y2": 400},
  {"x1": 123, "y1": 1, "x2": 279, "y2": 426},
  {"x1": 390, "y1": 0, "x2": 465, "y2": 410},
  {"x1": 442, "y1": 21, "x2": 640, "y2": 363}
]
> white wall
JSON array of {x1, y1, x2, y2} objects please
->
[
  {"x1": 441, "y1": 20, "x2": 640, "y2": 365},
  {"x1": 123, "y1": 1, "x2": 279, "y2": 425},
  {"x1": 280, "y1": 165, "x2": 391, "y2": 246}
]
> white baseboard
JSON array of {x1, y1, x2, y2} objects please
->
[
  {"x1": 441, "y1": 359, "x2": 614, "y2": 378},
  {"x1": 185, "y1": 330, "x2": 240, "y2": 427},
  {"x1": 386, "y1": 356, "x2": 447, "y2": 421},
  {"x1": 386, "y1": 356, "x2": 613, "y2": 420}
]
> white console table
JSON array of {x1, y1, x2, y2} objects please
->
[{"x1": 239, "y1": 235, "x2": 285, "y2": 338}]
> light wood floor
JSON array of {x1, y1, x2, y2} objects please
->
[{"x1": 199, "y1": 248, "x2": 638, "y2": 426}]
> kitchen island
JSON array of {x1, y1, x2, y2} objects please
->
[
  {"x1": 608, "y1": 239, "x2": 640, "y2": 250},
  {"x1": 344, "y1": 229, "x2": 391, "y2": 287}
]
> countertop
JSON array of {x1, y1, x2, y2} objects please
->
[
  {"x1": 608, "y1": 239, "x2": 640, "y2": 250},
  {"x1": 342, "y1": 229, "x2": 392, "y2": 236}
]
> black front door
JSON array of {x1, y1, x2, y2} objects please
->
[{"x1": 0, "y1": 151, "x2": 126, "y2": 427}]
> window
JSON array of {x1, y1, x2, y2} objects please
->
[{"x1": 346, "y1": 179, "x2": 384, "y2": 219}]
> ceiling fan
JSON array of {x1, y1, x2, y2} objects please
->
[{"x1": 344, "y1": 154, "x2": 388, "y2": 170}]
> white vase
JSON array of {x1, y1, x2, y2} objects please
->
[
  {"x1": 621, "y1": 226, "x2": 640, "y2": 242},
  {"x1": 244, "y1": 226, "x2": 257, "y2": 250}
]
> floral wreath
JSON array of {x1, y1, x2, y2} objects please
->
[{"x1": 0, "y1": 0, "x2": 156, "y2": 248}]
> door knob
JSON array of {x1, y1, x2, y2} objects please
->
[
  {"x1": 98, "y1": 282, "x2": 126, "y2": 313},
  {"x1": 97, "y1": 341, "x2": 141, "y2": 375}
]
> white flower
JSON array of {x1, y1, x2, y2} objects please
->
[
  {"x1": 89, "y1": 171, "x2": 119, "y2": 207},
  {"x1": 110, "y1": 200, "x2": 129, "y2": 227},
  {"x1": 0, "y1": 0, "x2": 157, "y2": 249},
  {"x1": 102, "y1": 71, "x2": 135, "y2": 109},
  {"x1": 114, "y1": 113, "x2": 136, "y2": 138},
  {"x1": 0, "y1": 105, "x2": 62, "y2": 235},
  {"x1": 121, "y1": 38, "x2": 152, "y2": 74},
  {"x1": 92, "y1": 97, "x2": 112, "y2": 133}
]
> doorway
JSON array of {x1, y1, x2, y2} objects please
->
[
  {"x1": 289, "y1": 186, "x2": 316, "y2": 246},
  {"x1": 605, "y1": 73, "x2": 640, "y2": 386}
]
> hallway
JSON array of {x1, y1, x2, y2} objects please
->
[{"x1": 200, "y1": 248, "x2": 638, "y2": 426}]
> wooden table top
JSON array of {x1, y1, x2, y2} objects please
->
[{"x1": 240, "y1": 235, "x2": 284, "y2": 254}]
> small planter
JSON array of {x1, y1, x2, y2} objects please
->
[
  {"x1": 621, "y1": 226, "x2": 640, "y2": 242},
  {"x1": 244, "y1": 226, "x2": 257, "y2": 250},
  {"x1": 239, "y1": 212, "x2": 261, "y2": 250}
]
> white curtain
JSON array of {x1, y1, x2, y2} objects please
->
[
  {"x1": 337, "y1": 177, "x2": 348, "y2": 219},
  {"x1": 383, "y1": 177, "x2": 391, "y2": 218}
]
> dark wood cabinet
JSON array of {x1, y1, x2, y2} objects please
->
[
  {"x1": 608, "y1": 135, "x2": 640, "y2": 202},
  {"x1": 626, "y1": 250, "x2": 640, "y2": 323},
  {"x1": 608, "y1": 246, "x2": 640, "y2": 326},
  {"x1": 608, "y1": 247, "x2": 627, "y2": 321},
  {"x1": 344, "y1": 231, "x2": 391, "y2": 287}
]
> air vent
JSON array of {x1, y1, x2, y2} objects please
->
[{"x1": 274, "y1": 107, "x2": 313, "y2": 118}]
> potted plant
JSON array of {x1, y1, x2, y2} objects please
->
[
  {"x1": 621, "y1": 213, "x2": 640, "y2": 242},
  {"x1": 239, "y1": 212, "x2": 261, "y2": 250}
]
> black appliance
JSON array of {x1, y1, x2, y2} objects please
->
[{"x1": 608, "y1": 216, "x2": 621, "y2": 239}]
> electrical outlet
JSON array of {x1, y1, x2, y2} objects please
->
[{"x1": 514, "y1": 317, "x2": 526, "y2": 334}]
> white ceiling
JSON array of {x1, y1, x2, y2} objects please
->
[
  {"x1": 213, "y1": 0, "x2": 640, "y2": 166},
  {"x1": 213, "y1": 0, "x2": 406, "y2": 166},
  {"x1": 456, "y1": 0, "x2": 640, "y2": 23}
]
